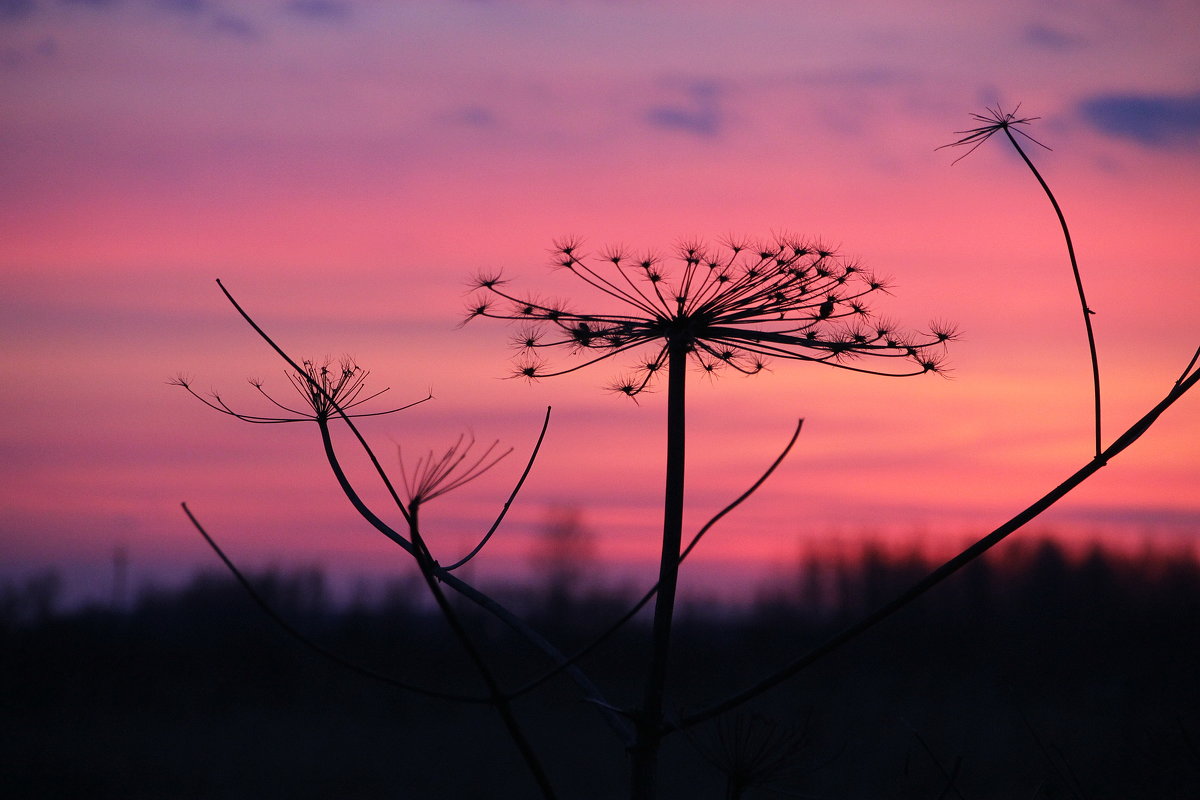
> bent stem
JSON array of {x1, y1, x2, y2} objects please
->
[
  {"x1": 682, "y1": 354, "x2": 1200, "y2": 728},
  {"x1": 406, "y1": 505, "x2": 559, "y2": 800},
  {"x1": 506, "y1": 419, "x2": 804, "y2": 702},
  {"x1": 1002, "y1": 127, "x2": 1102, "y2": 458},
  {"x1": 182, "y1": 502, "x2": 489, "y2": 703},
  {"x1": 214, "y1": 280, "x2": 630, "y2": 741},
  {"x1": 632, "y1": 336, "x2": 690, "y2": 800}
]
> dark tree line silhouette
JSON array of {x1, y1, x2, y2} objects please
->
[{"x1": 3, "y1": 538, "x2": 1198, "y2": 799}]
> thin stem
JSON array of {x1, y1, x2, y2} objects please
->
[
  {"x1": 445, "y1": 406, "x2": 552, "y2": 570},
  {"x1": 682, "y1": 359, "x2": 1200, "y2": 728},
  {"x1": 181, "y1": 503, "x2": 489, "y2": 703},
  {"x1": 1002, "y1": 128, "x2": 1102, "y2": 458},
  {"x1": 212, "y1": 281, "x2": 629, "y2": 740},
  {"x1": 316, "y1": 417, "x2": 632, "y2": 742},
  {"x1": 216, "y1": 279, "x2": 422, "y2": 529},
  {"x1": 406, "y1": 506, "x2": 559, "y2": 800},
  {"x1": 632, "y1": 336, "x2": 690, "y2": 800},
  {"x1": 505, "y1": 419, "x2": 804, "y2": 701}
]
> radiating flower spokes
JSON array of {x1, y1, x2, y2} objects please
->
[
  {"x1": 938, "y1": 103, "x2": 1051, "y2": 164},
  {"x1": 169, "y1": 356, "x2": 424, "y2": 423},
  {"x1": 467, "y1": 235, "x2": 954, "y2": 396},
  {"x1": 398, "y1": 433, "x2": 513, "y2": 507}
]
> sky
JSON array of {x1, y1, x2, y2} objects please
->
[{"x1": 3, "y1": 0, "x2": 1199, "y2": 605}]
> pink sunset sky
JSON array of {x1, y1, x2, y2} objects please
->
[{"x1": 3, "y1": 0, "x2": 1199, "y2": 603}]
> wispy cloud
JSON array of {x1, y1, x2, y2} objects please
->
[
  {"x1": 284, "y1": 0, "x2": 351, "y2": 23},
  {"x1": 1080, "y1": 91, "x2": 1200, "y2": 147},
  {"x1": 157, "y1": 0, "x2": 208, "y2": 13},
  {"x1": 441, "y1": 104, "x2": 499, "y2": 129},
  {"x1": 0, "y1": 0, "x2": 35, "y2": 22},
  {"x1": 210, "y1": 12, "x2": 258, "y2": 39},
  {"x1": 1022, "y1": 23, "x2": 1084, "y2": 50},
  {"x1": 644, "y1": 79, "x2": 721, "y2": 137}
]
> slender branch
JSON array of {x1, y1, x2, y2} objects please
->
[
  {"x1": 215, "y1": 279, "x2": 423, "y2": 529},
  {"x1": 507, "y1": 418, "x2": 805, "y2": 700},
  {"x1": 214, "y1": 280, "x2": 631, "y2": 742},
  {"x1": 682, "y1": 360, "x2": 1200, "y2": 728},
  {"x1": 405, "y1": 506, "x2": 558, "y2": 799},
  {"x1": 1001, "y1": 129, "x2": 1102, "y2": 458},
  {"x1": 445, "y1": 406, "x2": 552, "y2": 570},
  {"x1": 180, "y1": 502, "x2": 489, "y2": 703},
  {"x1": 315, "y1": 415, "x2": 632, "y2": 742}
]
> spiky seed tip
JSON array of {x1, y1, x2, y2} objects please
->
[
  {"x1": 930, "y1": 321, "x2": 959, "y2": 343},
  {"x1": 513, "y1": 362, "x2": 543, "y2": 380},
  {"x1": 552, "y1": 236, "x2": 581, "y2": 256},
  {"x1": 601, "y1": 244, "x2": 627, "y2": 265},
  {"x1": 473, "y1": 272, "x2": 504, "y2": 290},
  {"x1": 608, "y1": 377, "x2": 645, "y2": 401},
  {"x1": 920, "y1": 354, "x2": 947, "y2": 374},
  {"x1": 512, "y1": 328, "x2": 541, "y2": 350}
]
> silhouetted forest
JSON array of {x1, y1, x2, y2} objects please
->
[{"x1": 3, "y1": 538, "x2": 1198, "y2": 799}]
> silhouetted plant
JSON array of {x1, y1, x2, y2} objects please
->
[
  {"x1": 172, "y1": 109, "x2": 1200, "y2": 800},
  {"x1": 467, "y1": 236, "x2": 952, "y2": 797},
  {"x1": 468, "y1": 236, "x2": 953, "y2": 393},
  {"x1": 940, "y1": 105, "x2": 1102, "y2": 457},
  {"x1": 695, "y1": 711, "x2": 821, "y2": 799}
]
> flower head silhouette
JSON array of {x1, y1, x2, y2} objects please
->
[
  {"x1": 467, "y1": 235, "x2": 952, "y2": 397},
  {"x1": 170, "y1": 356, "x2": 419, "y2": 424},
  {"x1": 466, "y1": 234, "x2": 952, "y2": 788},
  {"x1": 938, "y1": 103, "x2": 1050, "y2": 164},
  {"x1": 399, "y1": 433, "x2": 512, "y2": 509}
]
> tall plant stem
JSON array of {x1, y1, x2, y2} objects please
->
[
  {"x1": 1004, "y1": 128, "x2": 1102, "y2": 457},
  {"x1": 632, "y1": 336, "x2": 689, "y2": 800}
]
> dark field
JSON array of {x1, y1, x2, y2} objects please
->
[{"x1": 3, "y1": 539, "x2": 1199, "y2": 799}]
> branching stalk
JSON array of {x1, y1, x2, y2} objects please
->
[
  {"x1": 181, "y1": 502, "x2": 489, "y2": 703},
  {"x1": 406, "y1": 504, "x2": 559, "y2": 799},
  {"x1": 1001, "y1": 126, "x2": 1102, "y2": 458},
  {"x1": 681, "y1": 359, "x2": 1200, "y2": 727},
  {"x1": 210, "y1": 279, "x2": 631, "y2": 742},
  {"x1": 507, "y1": 418, "x2": 804, "y2": 701},
  {"x1": 941, "y1": 107, "x2": 1101, "y2": 457}
]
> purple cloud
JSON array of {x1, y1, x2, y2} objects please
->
[
  {"x1": 0, "y1": 0, "x2": 35, "y2": 21},
  {"x1": 1023, "y1": 23, "x2": 1083, "y2": 49},
  {"x1": 211, "y1": 12, "x2": 258, "y2": 39},
  {"x1": 1081, "y1": 91, "x2": 1200, "y2": 147},
  {"x1": 645, "y1": 80, "x2": 721, "y2": 137},
  {"x1": 284, "y1": 0, "x2": 350, "y2": 23}
]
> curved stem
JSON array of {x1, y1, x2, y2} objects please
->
[
  {"x1": 1003, "y1": 129, "x2": 1102, "y2": 458},
  {"x1": 316, "y1": 418, "x2": 632, "y2": 742},
  {"x1": 406, "y1": 505, "x2": 559, "y2": 799},
  {"x1": 181, "y1": 502, "x2": 489, "y2": 703},
  {"x1": 506, "y1": 419, "x2": 804, "y2": 701},
  {"x1": 213, "y1": 280, "x2": 628, "y2": 737},
  {"x1": 681, "y1": 360, "x2": 1200, "y2": 728},
  {"x1": 445, "y1": 406, "x2": 552, "y2": 571}
]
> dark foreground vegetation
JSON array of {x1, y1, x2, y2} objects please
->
[{"x1": 3, "y1": 538, "x2": 1199, "y2": 799}]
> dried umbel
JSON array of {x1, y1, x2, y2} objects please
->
[
  {"x1": 398, "y1": 433, "x2": 512, "y2": 508},
  {"x1": 700, "y1": 712, "x2": 817, "y2": 799},
  {"x1": 467, "y1": 236, "x2": 954, "y2": 397},
  {"x1": 466, "y1": 235, "x2": 953, "y2": 794},
  {"x1": 169, "y1": 356, "x2": 412, "y2": 424}
]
